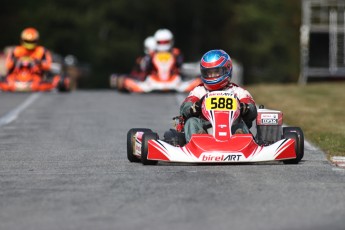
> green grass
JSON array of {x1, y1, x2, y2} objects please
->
[{"x1": 246, "y1": 82, "x2": 345, "y2": 159}]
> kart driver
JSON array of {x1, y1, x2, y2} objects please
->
[
  {"x1": 140, "y1": 28, "x2": 184, "y2": 77},
  {"x1": 130, "y1": 36, "x2": 157, "y2": 81},
  {"x1": 6, "y1": 27, "x2": 52, "y2": 77},
  {"x1": 180, "y1": 49, "x2": 257, "y2": 142}
]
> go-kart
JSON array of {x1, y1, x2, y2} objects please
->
[
  {"x1": 110, "y1": 51, "x2": 202, "y2": 93},
  {"x1": 0, "y1": 57, "x2": 70, "y2": 92},
  {"x1": 127, "y1": 91, "x2": 304, "y2": 165}
]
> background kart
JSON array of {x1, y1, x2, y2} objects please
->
[
  {"x1": 0, "y1": 57, "x2": 70, "y2": 92},
  {"x1": 110, "y1": 51, "x2": 202, "y2": 93},
  {"x1": 127, "y1": 91, "x2": 304, "y2": 165}
]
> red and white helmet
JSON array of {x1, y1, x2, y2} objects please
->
[
  {"x1": 200, "y1": 49, "x2": 233, "y2": 91},
  {"x1": 154, "y1": 28, "x2": 173, "y2": 52}
]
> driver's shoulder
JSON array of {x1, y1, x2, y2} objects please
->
[
  {"x1": 228, "y1": 83, "x2": 248, "y2": 92},
  {"x1": 35, "y1": 46, "x2": 48, "y2": 53},
  {"x1": 190, "y1": 85, "x2": 207, "y2": 96},
  {"x1": 13, "y1": 46, "x2": 26, "y2": 55}
]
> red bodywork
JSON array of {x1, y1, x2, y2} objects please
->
[{"x1": 144, "y1": 92, "x2": 298, "y2": 163}]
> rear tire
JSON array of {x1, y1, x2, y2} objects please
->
[
  {"x1": 282, "y1": 131, "x2": 302, "y2": 164},
  {"x1": 141, "y1": 132, "x2": 159, "y2": 165},
  {"x1": 127, "y1": 128, "x2": 152, "y2": 163},
  {"x1": 283, "y1": 127, "x2": 304, "y2": 160}
]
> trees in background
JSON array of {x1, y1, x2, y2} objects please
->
[{"x1": 0, "y1": 0, "x2": 300, "y2": 87}]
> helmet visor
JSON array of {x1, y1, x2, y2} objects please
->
[
  {"x1": 22, "y1": 41, "x2": 37, "y2": 50},
  {"x1": 22, "y1": 39, "x2": 37, "y2": 49},
  {"x1": 201, "y1": 67, "x2": 228, "y2": 79},
  {"x1": 23, "y1": 39, "x2": 37, "y2": 44},
  {"x1": 157, "y1": 40, "x2": 171, "y2": 45}
]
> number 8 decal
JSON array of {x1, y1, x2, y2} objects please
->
[{"x1": 226, "y1": 98, "x2": 233, "y2": 109}]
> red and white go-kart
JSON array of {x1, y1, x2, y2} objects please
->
[{"x1": 127, "y1": 91, "x2": 304, "y2": 165}]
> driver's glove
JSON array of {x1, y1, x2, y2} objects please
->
[{"x1": 189, "y1": 100, "x2": 202, "y2": 117}]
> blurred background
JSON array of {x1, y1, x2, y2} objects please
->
[{"x1": 0, "y1": 0, "x2": 301, "y2": 88}]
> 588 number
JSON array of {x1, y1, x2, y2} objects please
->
[{"x1": 209, "y1": 97, "x2": 234, "y2": 110}]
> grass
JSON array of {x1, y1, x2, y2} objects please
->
[{"x1": 246, "y1": 82, "x2": 345, "y2": 159}]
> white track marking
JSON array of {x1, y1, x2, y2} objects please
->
[
  {"x1": 331, "y1": 156, "x2": 345, "y2": 170},
  {"x1": 0, "y1": 93, "x2": 41, "y2": 127}
]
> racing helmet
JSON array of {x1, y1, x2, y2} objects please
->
[
  {"x1": 144, "y1": 36, "x2": 156, "y2": 54},
  {"x1": 200, "y1": 49, "x2": 233, "y2": 91},
  {"x1": 21, "y1": 27, "x2": 39, "y2": 50},
  {"x1": 154, "y1": 28, "x2": 173, "y2": 52}
]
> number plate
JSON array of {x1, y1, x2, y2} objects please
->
[
  {"x1": 155, "y1": 52, "x2": 173, "y2": 62},
  {"x1": 205, "y1": 96, "x2": 237, "y2": 111}
]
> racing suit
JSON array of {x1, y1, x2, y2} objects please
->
[
  {"x1": 6, "y1": 45, "x2": 52, "y2": 75},
  {"x1": 180, "y1": 83, "x2": 257, "y2": 142}
]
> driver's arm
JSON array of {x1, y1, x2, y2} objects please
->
[
  {"x1": 180, "y1": 86, "x2": 205, "y2": 118},
  {"x1": 180, "y1": 96, "x2": 199, "y2": 118},
  {"x1": 238, "y1": 93, "x2": 257, "y2": 129},
  {"x1": 39, "y1": 48, "x2": 52, "y2": 71},
  {"x1": 5, "y1": 50, "x2": 17, "y2": 73}
]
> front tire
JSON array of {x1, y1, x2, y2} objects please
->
[
  {"x1": 283, "y1": 127, "x2": 304, "y2": 160},
  {"x1": 127, "y1": 128, "x2": 152, "y2": 163},
  {"x1": 141, "y1": 132, "x2": 159, "y2": 165},
  {"x1": 116, "y1": 76, "x2": 129, "y2": 93},
  {"x1": 282, "y1": 131, "x2": 303, "y2": 164},
  {"x1": 57, "y1": 75, "x2": 71, "y2": 92}
]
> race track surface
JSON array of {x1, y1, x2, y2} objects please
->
[{"x1": 0, "y1": 91, "x2": 344, "y2": 230}]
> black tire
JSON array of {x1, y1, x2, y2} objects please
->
[
  {"x1": 163, "y1": 129, "x2": 186, "y2": 147},
  {"x1": 127, "y1": 128, "x2": 152, "y2": 163},
  {"x1": 282, "y1": 131, "x2": 302, "y2": 164},
  {"x1": 57, "y1": 75, "x2": 70, "y2": 92},
  {"x1": 141, "y1": 132, "x2": 159, "y2": 165},
  {"x1": 283, "y1": 127, "x2": 304, "y2": 160}
]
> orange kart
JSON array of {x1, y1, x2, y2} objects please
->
[{"x1": 0, "y1": 57, "x2": 70, "y2": 92}]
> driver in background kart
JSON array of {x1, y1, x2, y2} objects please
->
[
  {"x1": 130, "y1": 36, "x2": 157, "y2": 81},
  {"x1": 140, "y1": 28, "x2": 184, "y2": 77},
  {"x1": 180, "y1": 49, "x2": 257, "y2": 142},
  {"x1": 5, "y1": 27, "x2": 52, "y2": 77}
]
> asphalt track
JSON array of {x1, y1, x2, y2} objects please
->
[{"x1": 0, "y1": 90, "x2": 344, "y2": 230}]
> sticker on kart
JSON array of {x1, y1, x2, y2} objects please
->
[
  {"x1": 260, "y1": 113, "x2": 280, "y2": 125},
  {"x1": 155, "y1": 52, "x2": 173, "y2": 62},
  {"x1": 201, "y1": 153, "x2": 243, "y2": 162},
  {"x1": 205, "y1": 95, "x2": 237, "y2": 111}
]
